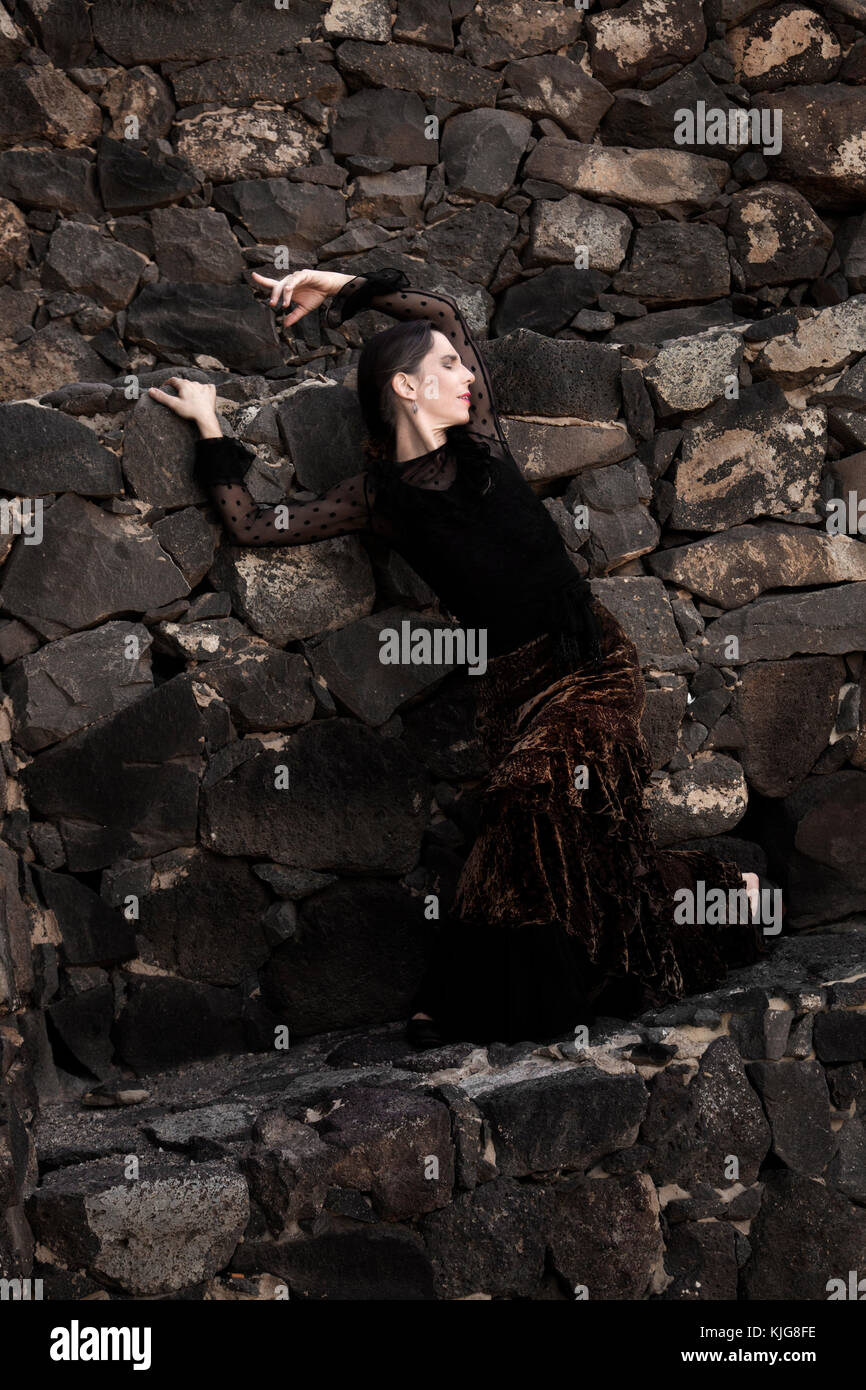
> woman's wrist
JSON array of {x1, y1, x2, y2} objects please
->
[{"x1": 196, "y1": 413, "x2": 222, "y2": 440}]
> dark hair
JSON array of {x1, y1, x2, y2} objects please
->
[
  {"x1": 355, "y1": 317, "x2": 493, "y2": 522},
  {"x1": 356, "y1": 316, "x2": 433, "y2": 462}
]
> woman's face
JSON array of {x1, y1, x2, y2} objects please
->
[{"x1": 406, "y1": 329, "x2": 475, "y2": 428}]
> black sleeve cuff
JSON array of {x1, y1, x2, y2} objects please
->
[
  {"x1": 325, "y1": 266, "x2": 411, "y2": 329},
  {"x1": 194, "y1": 436, "x2": 254, "y2": 487}
]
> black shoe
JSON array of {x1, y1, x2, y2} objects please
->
[{"x1": 405, "y1": 1016, "x2": 446, "y2": 1050}]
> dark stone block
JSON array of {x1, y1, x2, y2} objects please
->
[
  {"x1": 18, "y1": 0, "x2": 93, "y2": 67},
  {"x1": 614, "y1": 223, "x2": 730, "y2": 306},
  {"x1": 642, "y1": 1037, "x2": 771, "y2": 1187},
  {"x1": 46, "y1": 986, "x2": 115, "y2": 1078},
  {"x1": 200, "y1": 719, "x2": 430, "y2": 873},
  {"x1": 30, "y1": 867, "x2": 136, "y2": 966},
  {"x1": 309, "y1": 1084, "x2": 454, "y2": 1220},
  {"x1": 825, "y1": 1062, "x2": 866, "y2": 1111},
  {"x1": 471, "y1": 1066, "x2": 648, "y2": 1178},
  {"x1": 421, "y1": 1176, "x2": 548, "y2": 1298},
  {"x1": 621, "y1": 363, "x2": 655, "y2": 442},
  {"x1": 660, "y1": 1218, "x2": 738, "y2": 1299},
  {"x1": 605, "y1": 300, "x2": 742, "y2": 345},
  {"x1": 825, "y1": 1115, "x2": 866, "y2": 1203},
  {"x1": 0, "y1": 148, "x2": 101, "y2": 215},
  {"x1": 5, "y1": 619, "x2": 154, "y2": 753},
  {"x1": 307, "y1": 608, "x2": 460, "y2": 726},
  {"x1": 745, "y1": 1059, "x2": 835, "y2": 1175},
  {"x1": 232, "y1": 1222, "x2": 435, "y2": 1300},
  {"x1": 491, "y1": 266, "x2": 611, "y2": 337},
  {"x1": 91, "y1": 0, "x2": 314, "y2": 64},
  {"x1": 114, "y1": 976, "x2": 247, "y2": 1071},
  {"x1": 543, "y1": 1170, "x2": 662, "y2": 1298},
  {"x1": 741, "y1": 1168, "x2": 866, "y2": 1299},
  {"x1": 0, "y1": 403, "x2": 120, "y2": 497},
  {"x1": 600, "y1": 64, "x2": 743, "y2": 156},
  {"x1": 261, "y1": 879, "x2": 437, "y2": 1036},
  {"x1": 20, "y1": 678, "x2": 203, "y2": 872},
  {"x1": 0, "y1": 492, "x2": 189, "y2": 640},
  {"x1": 137, "y1": 850, "x2": 272, "y2": 988},
  {"x1": 97, "y1": 137, "x2": 197, "y2": 215},
  {"x1": 127, "y1": 281, "x2": 282, "y2": 372},
  {"x1": 192, "y1": 647, "x2": 315, "y2": 734},
  {"x1": 275, "y1": 384, "x2": 366, "y2": 492},
  {"x1": 211, "y1": 178, "x2": 345, "y2": 257},
  {"x1": 814, "y1": 1011, "x2": 866, "y2": 1064},
  {"x1": 485, "y1": 330, "x2": 621, "y2": 420}
]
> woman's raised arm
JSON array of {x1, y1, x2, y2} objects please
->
[
  {"x1": 325, "y1": 266, "x2": 508, "y2": 451},
  {"x1": 252, "y1": 264, "x2": 506, "y2": 450}
]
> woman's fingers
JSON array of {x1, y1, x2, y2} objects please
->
[
  {"x1": 251, "y1": 268, "x2": 328, "y2": 330},
  {"x1": 251, "y1": 267, "x2": 312, "y2": 310},
  {"x1": 251, "y1": 270, "x2": 286, "y2": 306},
  {"x1": 148, "y1": 379, "x2": 215, "y2": 418},
  {"x1": 148, "y1": 379, "x2": 185, "y2": 401},
  {"x1": 148, "y1": 386, "x2": 189, "y2": 415},
  {"x1": 278, "y1": 272, "x2": 305, "y2": 310},
  {"x1": 282, "y1": 298, "x2": 309, "y2": 327},
  {"x1": 148, "y1": 387, "x2": 187, "y2": 416},
  {"x1": 252, "y1": 272, "x2": 284, "y2": 304}
]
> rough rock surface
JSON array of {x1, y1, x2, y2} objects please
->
[{"x1": 16, "y1": 929, "x2": 866, "y2": 1300}]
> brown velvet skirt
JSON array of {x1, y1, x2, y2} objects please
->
[{"x1": 411, "y1": 598, "x2": 770, "y2": 1044}]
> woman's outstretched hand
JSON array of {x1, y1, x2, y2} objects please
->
[
  {"x1": 148, "y1": 378, "x2": 221, "y2": 438},
  {"x1": 251, "y1": 268, "x2": 354, "y2": 328}
]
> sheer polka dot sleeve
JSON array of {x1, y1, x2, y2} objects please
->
[
  {"x1": 194, "y1": 436, "x2": 386, "y2": 546},
  {"x1": 325, "y1": 267, "x2": 507, "y2": 450}
]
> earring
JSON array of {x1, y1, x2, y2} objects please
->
[{"x1": 412, "y1": 401, "x2": 418, "y2": 414}]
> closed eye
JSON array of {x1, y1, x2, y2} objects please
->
[{"x1": 440, "y1": 351, "x2": 473, "y2": 384}]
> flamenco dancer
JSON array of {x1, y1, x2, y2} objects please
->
[{"x1": 150, "y1": 265, "x2": 769, "y2": 1050}]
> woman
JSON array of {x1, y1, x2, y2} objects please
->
[{"x1": 150, "y1": 265, "x2": 768, "y2": 1049}]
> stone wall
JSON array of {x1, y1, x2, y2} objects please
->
[
  {"x1": 19, "y1": 928, "x2": 866, "y2": 1300},
  {"x1": 1, "y1": 0, "x2": 866, "y2": 1294}
]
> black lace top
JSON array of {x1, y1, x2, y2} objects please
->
[{"x1": 193, "y1": 266, "x2": 601, "y2": 668}]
